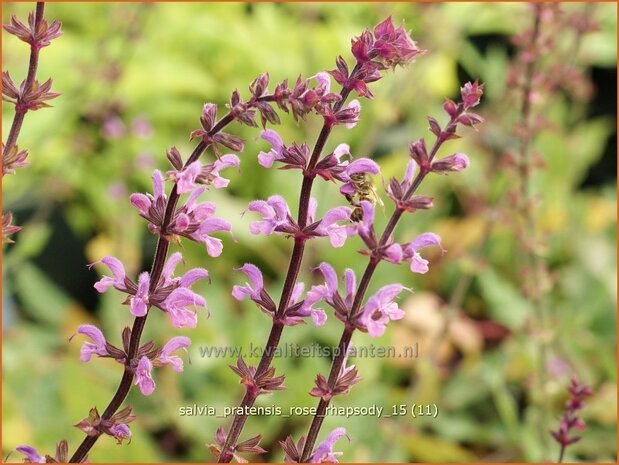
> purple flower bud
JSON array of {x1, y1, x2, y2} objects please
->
[
  {"x1": 460, "y1": 80, "x2": 484, "y2": 109},
  {"x1": 200, "y1": 103, "x2": 218, "y2": 131},
  {"x1": 344, "y1": 99, "x2": 361, "y2": 129},
  {"x1": 409, "y1": 139, "x2": 430, "y2": 170},
  {"x1": 130, "y1": 272, "x2": 150, "y2": 317},
  {"x1": 431, "y1": 152, "x2": 470, "y2": 173},
  {"x1": 310, "y1": 427, "x2": 349, "y2": 463}
]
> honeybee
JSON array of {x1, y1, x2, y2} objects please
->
[{"x1": 345, "y1": 173, "x2": 383, "y2": 222}]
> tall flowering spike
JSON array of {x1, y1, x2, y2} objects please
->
[
  {"x1": 310, "y1": 428, "x2": 349, "y2": 463},
  {"x1": 358, "y1": 284, "x2": 407, "y2": 337},
  {"x1": 551, "y1": 378, "x2": 593, "y2": 459}
]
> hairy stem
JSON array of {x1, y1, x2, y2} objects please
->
[{"x1": 218, "y1": 66, "x2": 360, "y2": 463}]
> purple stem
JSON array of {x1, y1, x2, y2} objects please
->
[
  {"x1": 4, "y1": 2, "x2": 45, "y2": 159},
  {"x1": 217, "y1": 65, "x2": 360, "y2": 463}
]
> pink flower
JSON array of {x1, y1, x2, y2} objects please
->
[
  {"x1": 339, "y1": 158, "x2": 380, "y2": 196},
  {"x1": 102, "y1": 116, "x2": 126, "y2": 140},
  {"x1": 155, "y1": 336, "x2": 191, "y2": 372},
  {"x1": 76, "y1": 324, "x2": 109, "y2": 362},
  {"x1": 315, "y1": 206, "x2": 355, "y2": 248},
  {"x1": 402, "y1": 232, "x2": 444, "y2": 274},
  {"x1": 109, "y1": 424, "x2": 132, "y2": 444},
  {"x1": 231, "y1": 264, "x2": 264, "y2": 301},
  {"x1": 134, "y1": 356, "x2": 156, "y2": 396},
  {"x1": 359, "y1": 284, "x2": 406, "y2": 337},
  {"x1": 301, "y1": 263, "x2": 357, "y2": 323},
  {"x1": 257, "y1": 129, "x2": 285, "y2": 168},
  {"x1": 175, "y1": 161, "x2": 202, "y2": 194},
  {"x1": 91, "y1": 256, "x2": 129, "y2": 293},
  {"x1": 210, "y1": 154, "x2": 240, "y2": 188},
  {"x1": 15, "y1": 446, "x2": 45, "y2": 463},
  {"x1": 130, "y1": 170, "x2": 166, "y2": 219},
  {"x1": 247, "y1": 195, "x2": 292, "y2": 235},
  {"x1": 344, "y1": 99, "x2": 361, "y2": 129},
  {"x1": 287, "y1": 281, "x2": 327, "y2": 327},
  {"x1": 161, "y1": 287, "x2": 205, "y2": 328},
  {"x1": 310, "y1": 427, "x2": 349, "y2": 463},
  {"x1": 168, "y1": 154, "x2": 240, "y2": 193},
  {"x1": 91, "y1": 252, "x2": 209, "y2": 328}
]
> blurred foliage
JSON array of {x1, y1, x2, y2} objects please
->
[{"x1": 2, "y1": 2, "x2": 616, "y2": 463}]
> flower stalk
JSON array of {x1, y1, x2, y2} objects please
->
[
  {"x1": 298, "y1": 83, "x2": 483, "y2": 460},
  {"x1": 2, "y1": 1, "x2": 61, "y2": 242}
]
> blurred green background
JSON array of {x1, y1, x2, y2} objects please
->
[{"x1": 2, "y1": 2, "x2": 616, "y2": 463}]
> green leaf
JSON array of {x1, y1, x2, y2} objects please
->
[{"x1": 477, "y1": 267, "x2": 533, "y2": 330}]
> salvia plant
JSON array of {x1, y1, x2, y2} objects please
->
[{"x1": 7, "y1": 5, "x2": 487, "y2": 464}]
